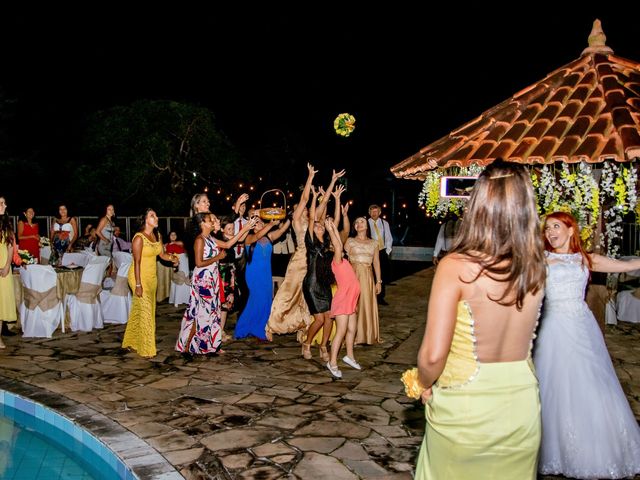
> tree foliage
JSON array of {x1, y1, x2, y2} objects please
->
[{"x1": 81, "y1": 100, "x2": 248, "y2": 214}]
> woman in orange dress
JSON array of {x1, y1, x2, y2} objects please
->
[{"x1": 17, "y1": 207, "x2": 40, "y2": 262}]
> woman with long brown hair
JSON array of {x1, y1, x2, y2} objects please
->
[
  {"x1": 414, "y1": 159, "x2": 546, "y2": 479},
  {"x1": 0, "y1": 197, "x2": 17, "y2": 348},
  {"x1": 536, "y1": 211, "x2": 640, "y2": 478}
]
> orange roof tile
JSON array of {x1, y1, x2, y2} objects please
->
[{"x1": 391, "y1": 20, "x2": 640, "y2": 180}]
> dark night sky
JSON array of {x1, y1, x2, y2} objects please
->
[{"x1": 2, "y1": 6, "x2": 639, "y2": 225}]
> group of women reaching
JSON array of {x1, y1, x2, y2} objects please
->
[
  {"x1": 123, "y1": 163, "x2": 384, "y2": 381},
  {"x1": 263, "y1": 164, "x2": 383, "y2": 377},
  {"x1": 413, "y1": 159, "x2": 640, "y2": 479}
]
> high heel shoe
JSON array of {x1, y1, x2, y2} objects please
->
[
  {"x1": 302, "y1": 343, "x2": 312, "y2": 360},
  {"x1": 319, "y1": 345, "x2": 330, "y2": 362}
]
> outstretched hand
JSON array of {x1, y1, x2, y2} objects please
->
[
  {"x1": 307, "y1": 163, "x2": 318, "y2": 176},
  {"x1": 332, "y1": 169, "x2": 346, "y2": 181},
  {"x1": 341, "y1": 204, "x2": 350, "y2": 216},
  {"x1": 332, "y1": 184, "x2": 346, "y2": 198}
]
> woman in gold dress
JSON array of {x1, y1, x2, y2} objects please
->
[
  {"x1": 122, "y1": 208, "x2": 178, "y2": 358},
  {"x1": 345, "y1": 215, "x2": 381, "y2": 345},
  {"x1": 414, "y1": 160, "x2": 546, "y2": 479},
  {"x1": 265, "y1": 163, "x2": 316, "y2": 342}
]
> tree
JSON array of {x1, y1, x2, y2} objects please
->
[{"x1": 81, "y1": 100, "x2": 249, "y2": 214}]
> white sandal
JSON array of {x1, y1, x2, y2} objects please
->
[{"x1": 326, "y1": 362, "x2": 342, "y2": 379}]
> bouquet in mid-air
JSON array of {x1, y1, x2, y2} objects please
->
[{"x1": 334, "y1": 113, "x2": 356, "y2": 137}]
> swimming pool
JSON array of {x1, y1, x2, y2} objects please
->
[{"x1": 0, "y1": 390, "x2": 135, "y2": 480}]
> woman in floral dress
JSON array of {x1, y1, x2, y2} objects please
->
[{"x1": 176, "y1": 213, "x2": 255, "y2": 354}]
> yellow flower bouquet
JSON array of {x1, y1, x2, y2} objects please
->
[
  {"x1": 334, "y1": 113, "x2": 356, "y2": 137},
  {"x1": 401, "y1": 367, "x2": 425, "y2": 400}
]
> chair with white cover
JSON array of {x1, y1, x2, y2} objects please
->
[
  {"x1": 616, "y1": 288, "x2": 640, "y2": 324},
  {"x1": 39, "y1": 246, "x2": 51, "y2": 265},
  {"x1": 100, "y1": 259, "x2": 132, "y2": 324},
  {"x1": 66, "y1": 261, "x2": 110, "y2": 332},
  {"x1": 169, "y1": 253, "x2": 191, "y2": 307},
  {"x1": 87, "y1": 255, "x2": 111, "y2": 267},
  {"x1": 61, "y1": 252, "x2": 90, "y2": 267},
  {"x1": 20, "y1": 265, "x2": 64, "y2": 338},
  {"x1": 112, "y1": 252, "x2": 132, "y2": 270}
]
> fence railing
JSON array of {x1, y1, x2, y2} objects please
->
[{"x1": 7, "y1": 216, "x2": 192, "y2": 242}]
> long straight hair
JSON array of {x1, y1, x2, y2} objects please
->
[
  {"x1": 450, "y1": 159, "x2": 546, "y2": 309},
  {"x1": 543, "y1": 211, "x2": 592, "y2": 269}
]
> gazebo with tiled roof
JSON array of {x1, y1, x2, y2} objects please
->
[{"x1": 391, "y1": 19, "x2": 640, "y2": 180}]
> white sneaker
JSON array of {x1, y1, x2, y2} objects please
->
[
  {"x1": 342, "y1": 356, "x2": 362, "y2": 370},
  {"x1": 326, "y1": 362, "x2": 342, "y2": 378}
]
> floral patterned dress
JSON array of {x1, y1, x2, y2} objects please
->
[{"x1": 175, "y1": 236, "x2": 222, "y2": 354}]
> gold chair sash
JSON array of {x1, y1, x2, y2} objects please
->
[
  {"x1": 23, "y1": 286, "x2": 59, "y2": 312},
  {"x1": 75, "y1": 282, "x2": 102, "y2": 304},
  {"x1": 111, "y1": 276, "x2": 130, "y2": 297}
]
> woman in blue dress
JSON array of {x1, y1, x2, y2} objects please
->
[{"x1": 234, "y1": 217, "x2": 291, "y2": 340}]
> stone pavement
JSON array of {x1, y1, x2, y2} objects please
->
[{"x1": 1, "y1": 267, "x2": 639, "y2": 479}]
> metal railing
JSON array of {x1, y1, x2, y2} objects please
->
[{"x1": 7, "y1": 216, "x2": 193, "y2": 242}]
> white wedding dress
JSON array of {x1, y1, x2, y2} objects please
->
[{"x1": 535, "y1": 252, "x2": 640, "y2": 479}]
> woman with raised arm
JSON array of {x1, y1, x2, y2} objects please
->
[
  {"x1": 414, "y1": 160, "x2": 546, "y2": 479},
  {"x1": 324, "y1": 214, "x2": 361, "y2": 378},
  {"x1": 122, "y1": 208, "x2": 179, "y2": 358},
  {"x1": 266, "y1": 163, "x2": 316, "y2": 342},
  {"x1": 234, "y1": 216, "x2": 291, "y2": 340},
  {"x1": 536, "y1": 211, "x2": 640, "y2": 479},
  {"x1": 300, "y1": 169, "x2": 345, "y2": 360}
]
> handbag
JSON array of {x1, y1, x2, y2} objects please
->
[{"x1": 12, "y1": 237, "x2": 22, "y2": 266}]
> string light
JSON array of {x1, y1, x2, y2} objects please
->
[
  {"x1": 348, "y1": 200, "x2": 353, "y2": 205},
  {"x1": 383, "y1": 203, "x2": 387, "y2": 208},
  {"x1": 239, "y1": 183, "x2": 243, "y2": 188}
]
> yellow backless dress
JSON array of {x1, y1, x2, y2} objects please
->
[{"x1": 415, "y1": 301, "x2": 540, "y2": 479}]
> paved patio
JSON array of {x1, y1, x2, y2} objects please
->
[{"x1": 1, "y1": 267, "x2": 639, "y2": 479}]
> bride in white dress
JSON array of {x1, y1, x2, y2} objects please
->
[{"x1": 536, "y1": 211, "x2": 640, "y2": 479}]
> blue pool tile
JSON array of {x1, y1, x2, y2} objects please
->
[
  {"x1": 4, "y1": 393, "x2": 15, "y2": 407},
  {"x1": 35, "y1": 404, "x2": 45, "y2": 420}
]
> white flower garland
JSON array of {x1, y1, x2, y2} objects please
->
[{"x1": 419, "y1": 160, "x2": 638, "y2": 258}]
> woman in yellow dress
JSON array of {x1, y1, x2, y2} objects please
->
[
  {"x1": 122, "y1": 208, "x2": 178, "y2": 358},
  {"x1": 0, "y1": 197, "x2": 17, "y2": 349},
  {"x1": 414, "y1": 160, "x2": 546, "y2": 479}
]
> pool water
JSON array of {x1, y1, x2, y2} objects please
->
[{"x1": 0, "y1": 405, "x2": 117, "y2": 480}]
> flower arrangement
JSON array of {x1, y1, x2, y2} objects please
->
[
  {"x1": 420, "y1": 160, "x2": 638, "y2": 257},
  {"x1": 401, "y1": 367, "x2": 424, "y2": 400},
  {"x1": 39, "y1": 236, "x2": 51, "y2": 248},
  {"x1": 334, "y1": 113, "x2": 356, "y2": 137},
  {"x1": 18, "y1": 249, "x2": 36, "y2": 265},
  {"x1": 418, "y1": 164, "x2": 483, "y2": 217}
]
